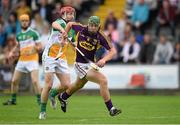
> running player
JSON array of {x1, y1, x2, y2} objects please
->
[
  {"x1": 50, "y1": 16, "x2": 121, "y2": 116},
  {"x1": 3, "y1": 14, "x2": 42, "y2": 106},
  {"x1": 39, "y1": 6, "x2": 76, "y2": 119}
]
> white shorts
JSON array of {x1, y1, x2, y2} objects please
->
[
  {"x1": 74, "y1": 62, "x2": 93, "y2": 79},
  {"x1": 15, "y1": 61, "x2": 39, "y2": 73},
  {"x1": 43, "y1": 56, "x2": 70, "y2": 74}
]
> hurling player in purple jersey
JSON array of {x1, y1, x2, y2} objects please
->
[{"x1": 58, "y1": 16, "x2": 121, "y2": 116}]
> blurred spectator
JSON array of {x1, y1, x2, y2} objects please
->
[
  {"x1": 145, "y1": 0, "x2": 158, "y2": 25},
  {"x1": 169, "y1": 0, "x2": 180, "y2": 25},
  {"x1": 31, "y1": 10, "x2": 49, "y2": 35},
  {"x1": 0, "y1": 0, "x2": 11, "y2": 21},
  {"x1": 0, "y1": 45, "x2": 5, "y2": 64},
  {"x1": 0, "y1": 22, "x2": 7, "y2": 47},
  {"x1": 136, "y1": 34, "x2": 144, "y2": 44},
  {"x1": 122, "y1": 23, "x2": 133, "y2": 42},
  {"x1": 104, "y1": 23, "x2": 120, "y2": 62},
  {"x1": 131, "y1": 0, "x2": 149, "y2": 34},
  {"x1": 104, "y1": 23, "x2": 119, "y2": 43},
  {"x1": 80, "y1": 0, "x2": 99, "y2": 12},
  {"x1": 38, "y1": 23, "x2": 50, "y2": 64},
  {"x1": 155, "y1": 0, "x2": 176, "y2": 37},
  {"x1": 3, "y1": 35, "x2": 16, "y2": 57},
  {"x1": 145, "y1": 0, "x2": 157, "y2": 10},
  {"x1": 153, "y1": 34, "x2": 173, "y2": 64},
  {"x1": 139, "y1": 33, "x2": 156, "y2": 64},
  {"x1": 171, "y1": 42, "x2": 180, "y2": 63},
  {"x1": 104, "y1": 10, "x2": 118, "y2": 30},
  {"x1": 169, "y1": 0, "x2": 179, "y2": 8},
  {"x1": 0, "y1": 14, "x2": 3, "y2": 24},
  {"x1": 5, "y1": 12, "x2": 21, "y2": 37},
  {"x1": 125, "y1": 0, "x2": 135, "y2": 16},
  {"x1": 37, "y1": 0, "x2": 54, "y2": 23},
  {"x1": 117, "y1": 12, "x2": 130, "y2": 42},
  {"x1": 39, "y1": 23, "x2": 50, "y2": 49},
  {"x1": 52, "y1": 2, "x2": 62, "y2": 21},
  {"x1": 16, "y1": 0, "x2": 31, "y2": 18},
  {"x1": 31, "y1": 0, "x2": 38, "y2": 11},
  {"x1": 122, "y1": 34, "x2": 140, "y2": 63},
  {"x1": 1, "y1": 35, "x2": 16, "y2": 65}
]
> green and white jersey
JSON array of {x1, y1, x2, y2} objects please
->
[
  {"x1": 16, "y1": 27, "x2": 40, "y2": 61},
  {"x1": 42, "y1": 18, "x2": 75, "y2": 60}
]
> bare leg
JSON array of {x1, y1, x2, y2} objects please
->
[
  {"x1": 11, "y1": 70, "x2": 23, "y2": 94},
  {"x1": 66, "y1": 77, "x2": 87, "y2": 95},
  {"x1": 30, "y1": 70, "x2": 41, "y2": 104},
  {"x1": 41, "y1": 72, "x2": 53, "y2": 104},
  {"x1": 3, "y1": 70, "x2": 23, "y2": 105},
  {"x1": 30, "y1": 70, "x2": 41, "y2": 94},
  {"x1": 58, "y1": 76, "x2": 87, "y2": 112},
  {"x1": 86, "y1": 69, "x2": 121, "y2": 116},
  {"x1": 49, "y1": 73, "x2": 71, "y2": 98},
  {"x1": 55, "y1": 72, "x2": 71, "y2": 93},
  {"x1": 86, "y1": 69, "x2": 110, "y2": 102}
]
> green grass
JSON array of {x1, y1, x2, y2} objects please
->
[{"x1": 0, "y1": 95, "x2": 180, "y2": 124}]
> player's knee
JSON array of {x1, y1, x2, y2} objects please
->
[
  {"x1": 99, "y1": 77, "x2": 108, "y2": 87},
  {"x1": 44, "y1": 82, "x2": 53, "y2": 90},
  {"x1": 32, "y1": 80, "x2": 38, "y2": 85},
  {"x1": 12, "y1": 79, "x2": 18, "y2": 85}
]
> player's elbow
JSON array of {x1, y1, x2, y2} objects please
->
[
  {"x1": 52, "y1": 22, "x2": 57, "y2": 28},
  {"x1": 52, "y1": 22, "x2": 60, "y2": 30}
]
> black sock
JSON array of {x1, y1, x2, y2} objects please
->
[
  {"x1": 36, "y1": 94, "x2": 41, "y2": 105},
  {"x1": 60, "y1": 92, "x2": 71, "y2": 100},
  {"x1": 105, "y1": 99, "x2": 113, "y2": 111}
]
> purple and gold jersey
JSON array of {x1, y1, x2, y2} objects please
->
[{"x1": 72, "y1": 24, "x2": 112, "y2": 63}]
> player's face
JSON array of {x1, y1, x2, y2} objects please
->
[
  {"x1": 20, "y1": 20, "x2": 29, "y2": 30},
  {"x1": 88, "y1": 23, "x2": 99, "y2": 34},
  {"x1": 66, "y1": 12, "x2": 75, "y2": 21}
]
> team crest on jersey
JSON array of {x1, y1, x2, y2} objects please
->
[
  {"x1": 27, "y1": 35, "x2": 31, "y2": 39},
  {"x1": 92, "y1": 39, "x2": 98, "y2": 45},
  {"x1": 79, "y1": 41, "x2": 95, "y2": 51},
  {"x1": 87, "y1": 37, "x2": 90, "y2": 42}
]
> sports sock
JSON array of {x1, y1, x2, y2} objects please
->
[
  {"x1": 40, "y1": 103, "x2": 47, "y2": 112},
  {"x1": 61, "y1": 92, "x2": 71, "y2": 100},
  {"x1": 11, "y1": 93, "x2": 16, "y2": 103},
  {"x1": 50, "y1": 89, "x2": 59, "y2": 97},
  {"x1": 105, "y1": 99, "x2": 113, "y2": 111},
  {"x1": 36, "y1": 94, "x2": 41, "y2": 105}
]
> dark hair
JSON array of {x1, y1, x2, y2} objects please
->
[
  {"x1": 8, "y1": 12, "x2": 18, "y2": 22},
  {"x1": 32, "y1": 10, "x2": 40, "y2": 18}
]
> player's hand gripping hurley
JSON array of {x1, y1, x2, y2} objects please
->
[
  {"x1": 69, "y1": 39, "x2": 100, "y2": 71},
  {"x1": 55, "y1": 37, "x2": 100, "y2": 71}
]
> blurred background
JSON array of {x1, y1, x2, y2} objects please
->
[{"x1": 0, "y1": 0, "x2": 179, "y2": 94}]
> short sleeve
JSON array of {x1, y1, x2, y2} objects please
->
[
  {"x1": 98, "y1": 30, "x2": 112, "y2": 50},
  {"x1": 72, "y1": 23, "x2": 84, "y2": 33},
  {"x1": 33, "y1": 31, "x2": 40, "y2": 43},
  {"x1": 55, "y1": 19, "x2": 66, "y2": 29},
  {"x1": 16, "y1": 35, "x2": 19, "y2": 42}
]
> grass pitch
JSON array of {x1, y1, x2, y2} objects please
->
[{"x1": 0, "y1": 95, "x2": 180, "y2": 124}]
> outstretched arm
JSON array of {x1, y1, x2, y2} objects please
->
[
  {"x1": 52, "y1": 21, "x2": 65, "y2": 33},
  {"x1": 65, "y1": 22, "x2": 77, "y2": 34}
]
